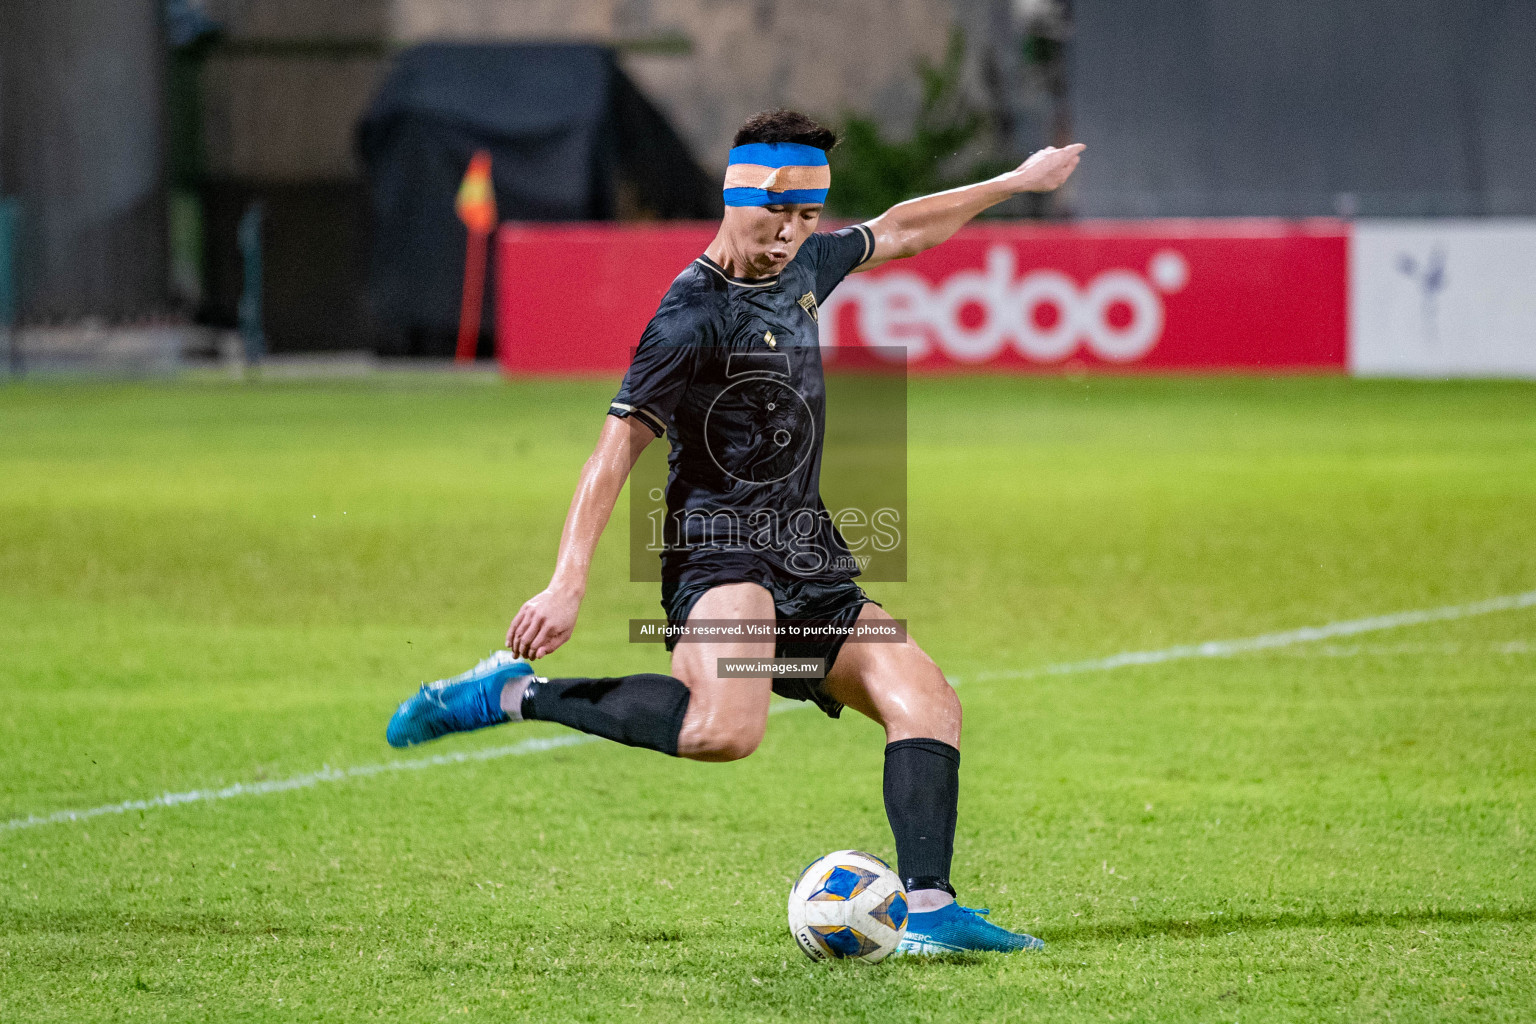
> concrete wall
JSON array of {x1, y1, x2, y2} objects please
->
[
  {"x1": 201, "y1": 53, "x2": 385, "y2": 180},
  {"x1": 198, "y1": 0, "x2": 390, "y2": 181},
  {"x1": 1071, "y1": 0, "x2": 1536, "y2": 217},
  {"x1": 206, "y1": 0, "x2": 391, "y2": 39},
  {"x1": 392, "y1": 0, "x2": 960, "y2": 172},
  {"x1": 197, "y1": 0, "x2": 1006, "y2": 182}
]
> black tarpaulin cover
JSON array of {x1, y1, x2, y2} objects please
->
[{"x1": 357, "y1": 43, "x2": 718, "y2": 345}]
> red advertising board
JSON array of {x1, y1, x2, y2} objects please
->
[{"x1": 496, "y1": 220, "x2": 1348, "y2": 374}]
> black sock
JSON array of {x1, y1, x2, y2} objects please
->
[
  {"x1": 521, "y1": 674, "x2": 691, "y2": 756},
  {"x1": 883, "y1": 737, "x2": 960, "y2": 897}
]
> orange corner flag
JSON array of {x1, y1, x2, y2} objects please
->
[
  {"x1": 454, "y1": 151, "x2": 496, "y2": 363},
  {"x1": 456, "y1": 151, "x2": 497, "y2": 235}
]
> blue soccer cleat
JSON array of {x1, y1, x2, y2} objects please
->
[
  {"x1": 386, "y1": 651, "x2": 535, "y2": 748},
  {"x1": 894, "y1": 903, "x2": 1045, "y2": 955}
]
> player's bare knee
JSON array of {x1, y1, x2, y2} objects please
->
[
  {"x1": 709, "y1": 729, "x2": 762, "y2": 762},
  {"x1": 680, "y1": 720, "x2": 763, "y2": 762},
  {"x1": 885, "y1": 673, "x2": 962, "y2": 747},
  {"x1": 931, "y1": 675, "x2": 962, "y2": 734},
  {"x1": 941, "y1": 676, "x2": 962, "y2": 720}
]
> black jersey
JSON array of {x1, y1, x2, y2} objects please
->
[{"x1": 609, "y1": 223, "x2": 876, "y2": 584}]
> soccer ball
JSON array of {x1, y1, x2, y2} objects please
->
[{"x1": 787, "y1": 850, "x2": 908, "y2": 963}]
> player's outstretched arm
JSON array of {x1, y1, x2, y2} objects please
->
[
  {"x1": 858, "y1": 143, "x2": 1085, "y2": 271},
  {"x1": 506, "y1": 414, "x2": 655, "y2": 660}
]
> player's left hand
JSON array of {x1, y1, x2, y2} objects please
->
[
  {"x1": 506, "y1": 585, "x2": 582, "y2": 660},
  {"x1": 1005, "y1": 143, "x2": 1085, "y2": 193}
]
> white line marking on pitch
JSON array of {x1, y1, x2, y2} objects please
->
[
  {"x1": 1231, "y1": 639, "x2": 1535, "y2": 659},
  {"x1": 967, "y1": 589, "x2": 1536, "y2": 683},
  {"x1": 5, "y1": 588, "x2": 1533, "y2": 834},
  {"x1": 0, "y1": 735, "x2": 594, "y2": 833}
]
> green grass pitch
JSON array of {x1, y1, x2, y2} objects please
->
[{"x1": 2, "y1": 374, "x2": 1533, "y2": 1022}]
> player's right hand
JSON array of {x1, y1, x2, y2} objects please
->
[
  {"x1": 506, "y1": 585, "x2": 581, "y2": 660},
  {"x1": 1008, "y1": 143, "x2": 1085, "y2": 193}
]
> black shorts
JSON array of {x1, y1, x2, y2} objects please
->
[{"x1": 660, "y1": 553, "x2": 878, "y2": 719}]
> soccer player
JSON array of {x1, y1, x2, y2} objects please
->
[{"x1": 388, "y1": 110, "x2": 1082, "y2": 955}]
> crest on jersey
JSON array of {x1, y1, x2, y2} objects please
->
[{"x1": 798, "y1": 291, "x2": 819, "y2": 322}]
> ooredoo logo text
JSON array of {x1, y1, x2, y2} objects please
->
[{"x1": 821, "y1": 246, "x2": 1190, "y2": 364}]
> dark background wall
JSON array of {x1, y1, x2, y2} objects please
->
[
  {"x1": 0, "y1": 0, "x2": 169, "y2": 320},
  {"x1": 1069, "y1": 0, "x2": 1536, "y2": 217}
]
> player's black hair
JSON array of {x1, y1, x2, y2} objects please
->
[{"x1": 732, "y1": 109, "x2": 838, "y2": 152}]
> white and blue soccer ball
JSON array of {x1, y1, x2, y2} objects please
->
[{"x1": 787, "y1": 850, "x2": 908, "y2": 963}]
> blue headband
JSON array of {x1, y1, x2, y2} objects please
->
[{"x1": 723, "y1": 142, "x2": 831, "y2": 206}]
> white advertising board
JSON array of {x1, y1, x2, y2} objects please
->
[{"x1": 1351, "y1": 220, "x2": 1536, "y2": 377}]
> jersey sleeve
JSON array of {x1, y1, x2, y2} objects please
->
[
  {"x1": 803, "y1": 223, "x2": 875, "y2": 302},
  {"x1": 608, "y1": 308, "x2": 703, "y2": 437}
]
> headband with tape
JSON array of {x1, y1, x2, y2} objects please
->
[{"x1": 723, "y1": 142, "x2": 830, "y2": 206}]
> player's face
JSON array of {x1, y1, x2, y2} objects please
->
[{"x1": 725, "y1": 203, "x2": 823, "y2": 276}]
